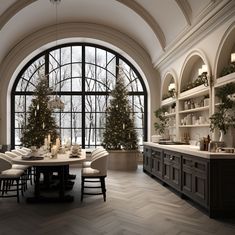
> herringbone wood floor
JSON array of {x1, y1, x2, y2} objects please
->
[{"x1": 1, "y1": 165, "x2": 235, "y2": 235}]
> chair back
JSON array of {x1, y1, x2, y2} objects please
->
[
  {"x1": 16, "y1": 149, "x2": 28, "y2": 155},
  {"x1": 91, "y1": 148, "x2": 107, "y2": 161},
  {"x1": 5, "y1": 151, "x2": 19, "y2": 158},
  {"x1": 91, "y1": 146, "x2": 104, "y2": 155},
  {"x1": 0, "y1": 156, "x2": 12, "y2": 172},
  {"x1": 0, "y1": 153, "x2": 13, "y2": 163},
  {"x1": 12, "y1": 149, "x2": 23, "y2": 156},
  {"x1": 21, "y1": 147, "x2": 32, "y2": 153},
  {"x1": 90, "y1": 151, "x2": 109, "y2": 176}
]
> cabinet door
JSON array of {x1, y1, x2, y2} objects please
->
[
  {"x1": 163, "y1": 151, "x2": 181, "y2": 190},
  {"x1": 151, "y1": 148, "x2": 162, "y2": 179},
  {"x1": 182, "y1": 155, "x2": 193, "y2": 196},
  {"x1": 143, "y1": 147, "x2": 151, "y2": 173},
  {"x1": 192, "y1": 158, "x2": 208, "y2": 207},
  {"x1": 182, "y1": 154, "x2": 208, "y2": 208}
]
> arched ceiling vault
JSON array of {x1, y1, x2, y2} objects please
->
[{"x1": 0, "y1": 0, "x2": 232, "y2": 68}]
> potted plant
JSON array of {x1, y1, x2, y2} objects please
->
[
  {"x1": 210, "y1": 82, "x2": 235, "y2": 142},
  {"x1": 102, "y1": 70, "x2": 139, "y2": 171},
  {"x1": 154, "y1": 107, "x2": 169, "y2": 136}
]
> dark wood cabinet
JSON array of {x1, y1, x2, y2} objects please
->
[
  {"x1": 151, "y1": 148, "x2": 162, "y2": 178},
  {"x1": 182, "y1": 154, "x2": 208, "y2": 208},
  {"x1": 143, "y1": 145, "x2": 235, "y2": 218},
  {"x1": 163, "y1": 150, "x2": 181, "y2": 190},
  {"x1": 143, "y1": 146, "x2": 151, "y2": 173}
]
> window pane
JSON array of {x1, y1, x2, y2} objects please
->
[
  {"x1": 61, "y1": 113, "x2": 71, "y2": 127},
  {"x1": 72, "y1": 46, "x2": 82, "y2": 62},
  {"x1": 15, "y1": 129, "x2": 22, "y2": 145},
  {"x1": 15, "y1": 113, "x2": 25, "y2": 129},
  {"x1": 96, "y1": 48, "x2": 106, "y2": 67},
  {"x1": 15, "y1": 96, "x2": 25, "y2": 112},
  {"x1": 72, "y1": 63, "x2": 82, "y2": 77},
  {"x1": 72, "y1": 113, "x2": 82, "y2": 128},
  {"x1": 61, "y1": 47, "x2": 71, "y2": 65},
  {"x1": 60, "y1": 95, "x2": 71, "y2": 112},
  {"x1": 61, "y1": 129, "x2": 71, "y2": 145},
  {"x1": 72, "y1": 129, "x2": 82, "y2": 145},
  {"x1": 85, "y1": 96, "x2": 95, "y2": 112},
  {"x1": 72, "y1": 77, "x2": 82, "y2": 91},
  {"x1": 85, "y1": 113, "x2": 95, "y2": 128},
  {"x1": 85, "y1": 46, "x2": 95, "y2": 63},
  {"x1": 85, "y1": 128, "x2": 95, "y2": 147},
  {"x1": 72, "y1": 96, "x2": 82, "y2": 112},
  {"x1": 96, "y1": 113, "x2": 106, "y2": 128}
]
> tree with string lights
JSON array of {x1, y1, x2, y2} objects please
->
[
  {"x1": 102, "y1": 70, "x2": 138, "y2": 150},
  {"x1": 21, "y1": 75, "x2": 59, "y2": 148}
]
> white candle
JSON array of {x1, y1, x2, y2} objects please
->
[
  {"x1": 48, "y1": 134, "x2": 51, "y2": 144},
  {"x1": 56, "y1": 138, "x2": 60, "y2": 147},
  {"x1": 42, "y1": 122, "x2": 45, "y2": 129},
  {"x1": 123, "y1": 124, "x2": 125, "y2": 130},
  {"x1": 231, "y1": 53, "x2": 235, "y2": 63},
  {"x1": 198, "y1": 68, "x2": 202, "y2": 76},
  {"x1": 44, "y1": 137, "x2": 48, "y2": 147},
  {"x1": 202, "y1": 64, "x2": 208, "y2": 73}
]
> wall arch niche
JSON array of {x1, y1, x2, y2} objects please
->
[
  {"x1": 215, "y1": 22, "x2": 235, "y2": 82},
  {"x1": 213, "y1": 23, "x2": 235, "y2": 146},
  {"x1": 178, "y1": 50, "x2": 211, "y2": 143},
  {"x1": 161, "y1": 71, "x2": 177, "y2": 141},
  {"x1": 11, "y1": 43, "x2": 148, "y2": 149}
]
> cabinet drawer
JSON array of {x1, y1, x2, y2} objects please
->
[
  {"x1": 164, "y1": 151, "x2": 181, "y2": 165},
  {"x1": 152, "y1": 148, "x2": 162, "y2": 159},
  {"x1": 144, "y1": 147, "x2": 151, "y2": 157}
]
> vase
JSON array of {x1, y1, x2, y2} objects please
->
[{"x1": 219, "y1": 130, "x2": 225, "y2": 142}]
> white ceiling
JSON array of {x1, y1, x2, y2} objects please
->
[{"x1": 0, "y1": 0, "x2": 228, "y2": 67}]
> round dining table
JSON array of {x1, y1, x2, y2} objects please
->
[{"x1": 12, "y1": 150, "x2": 86, "y2": 203}]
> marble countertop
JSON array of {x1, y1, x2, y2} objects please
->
[{"x1": 144, "y1": 142, "x2": 235, "y2": 159}]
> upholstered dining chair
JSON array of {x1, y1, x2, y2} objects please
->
[
  {"x1": 82, "y1": 147, "x2": 106, "y2": 168},
  {"x1": 81, "y1": 150, "x2": 109, "y2": 202},
  {"x1": 0, "y1": 156, "x2": 25, "y2": 202},
  {"x1": 4, "y1": 151, "x2": 31, "y2": 188},
  {"x1": 11, "y1": 150, "x2": 34, "y2": 185}
]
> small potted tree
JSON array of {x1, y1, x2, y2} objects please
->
[
  {"x1": 152, "y1": 107, "x2": 169, "y2": 142},
  {"x1": 102, "y1": 70, "x2": 139, "y2": 171},
  {"x1": 210, "y1": 82, "x2": 235, "y2": 144}
]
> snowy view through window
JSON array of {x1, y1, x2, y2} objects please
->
[{"x1": 12, "y1": 44, "x2": 147, "y2": 149}]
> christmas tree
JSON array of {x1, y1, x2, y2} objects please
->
[
  {"x1": 21, "y1": 75, "x2": 59, "y2": 148},
  {"x1": 102, "y1": 70, "x2": 138, "y2": 150}
]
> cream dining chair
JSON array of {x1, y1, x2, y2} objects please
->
[
  {"x1": 0, "y1": 156, "x2": 25, "y2": 202},
  {"x1": 81, "y1": 150, "x2": 109, "y2": 202}
]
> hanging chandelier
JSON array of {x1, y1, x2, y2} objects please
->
[{"x1": 48, "y1": 0, "x2": 64, "y2": 111}]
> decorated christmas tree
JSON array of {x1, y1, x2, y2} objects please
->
[
  {"x1": 21, "y1": 75, "x2": 59, "y2": 148},
  {"x1": 102, "y1": 70, "x2": 138, "y2": 150}
]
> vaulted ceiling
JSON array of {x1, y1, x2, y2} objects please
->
[{"x1": 0, "y1": 0, "x2": 230, "y2": 68}]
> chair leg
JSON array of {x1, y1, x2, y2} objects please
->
[
  {"x1": 16, "y1": 179, "x2": 20, "y2": 203},
  {"x1": 81, "y1": 176, "x2": 84, "y2": 202},
  {"x1": 100, "y1": 177, "x2": 106, "y2": 202}
]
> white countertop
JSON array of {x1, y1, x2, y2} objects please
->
[{"x1": 144, "y1": 142, "x2": 235, "y2": 159}]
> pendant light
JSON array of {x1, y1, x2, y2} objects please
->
[{"x1": 48, "y1": 0, "x2": 64, "y2": 110}]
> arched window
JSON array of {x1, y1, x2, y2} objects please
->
[{"x1": 11, "y1": 43, "x2": 147, "y2": 149}]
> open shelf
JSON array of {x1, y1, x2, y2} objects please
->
[{"x1": 179, "y1": 106, "x2": 209, "y2": 114}]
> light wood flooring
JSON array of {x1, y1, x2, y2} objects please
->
[{"x1": 1, "y1": 165, "x2": 235, "y2": 235}]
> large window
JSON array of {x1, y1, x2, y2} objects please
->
[{"x1": 11, "y1": 43, "x2": 147, "y2": 149}]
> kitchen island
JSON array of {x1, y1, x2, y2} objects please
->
[{"x1": 143, "y1": 142, "x2": 235, "y2": 218}]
